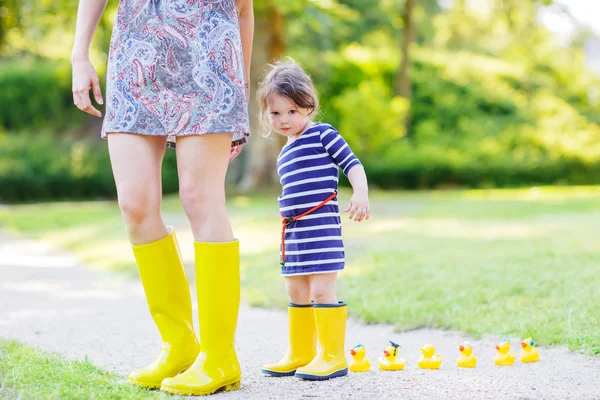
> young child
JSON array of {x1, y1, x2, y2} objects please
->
[{"x1": 257, "y1": 58, "x2": 370, "y2": 381}]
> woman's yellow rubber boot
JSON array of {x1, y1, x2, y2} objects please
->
[
  {"x1": 128, "y1": 228, "x2": 200, "y2": 389},
  {"x1": 262, "y1": 304, "x2": 317, "y2": 377},
  {"x1": 295, "y1": 302, "x2": 348, "y2": 380},
  {"x1": 161, "y1": 240, "x2": 241, "y2": 396}
]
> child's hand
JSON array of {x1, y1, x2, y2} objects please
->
[
  {"x1": 229, "y1": 144, "x2": 243, "y2": 163},
  {"x1": 344, "y1": 190, "x2": 370, "y2": 222}
]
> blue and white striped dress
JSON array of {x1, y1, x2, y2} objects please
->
[{"x1": 277, "y1": 123, "x2": 361, "y2": 276}]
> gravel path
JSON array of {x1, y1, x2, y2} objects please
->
[{"x1": 1, "y1": 233, "x2": 599, "y2": 400}]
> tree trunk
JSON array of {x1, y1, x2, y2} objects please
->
[
  {"x1": 396, "y1": 0, "x2": 416, "y2": 136},
  {"x1": 267, "y1": 6, "x2": 288, "y2": 151},
  {"x1": 238, "y1": 5, "x2": 286, "y2": 192}
]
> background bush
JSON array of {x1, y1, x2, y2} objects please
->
[
  {"x1": 0, "y1": 129, "x2": 179, "y2": 203},
  {"x1": 0, "y1": 58, "x2": 85, "y2": 131}
]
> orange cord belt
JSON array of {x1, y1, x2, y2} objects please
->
[{"x1": 280, "y1": 192, "x2": 337, "y2": 266}]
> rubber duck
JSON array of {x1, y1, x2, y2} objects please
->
[
  {"x1": 378, "y1": 341, "x2": 406, "y2": 371},
  {"x1": 494, "y1": 339, "x2": 515, "y2": 366},
  {"x1": 349, "y1": 344, "x2": 371, "y2": 372},
  {"x1": 456, "y1": 342, "x2": 477, "y2": 368},
  {"x1": 520, "y1": 337, "x2": 539, "y2": 363},
  {"x1": 417, "y1": 344, "x2": 442, "y2": 369}
]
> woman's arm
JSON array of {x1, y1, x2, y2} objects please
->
[
  {"x1": 72, "y1": 0, "x2": 108, "y2": 61},
  {"x1": 71, "y1": 0, "x2": 108, "y2": 117},
  {"x1": 235, "y1": 0, "x2": 254, "y2": 95},
  {"x1": 229, "y1": 0, "x2": 253, "y2": 163}
]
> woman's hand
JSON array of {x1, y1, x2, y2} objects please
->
[
  {"x1": 72, "y1": 58, "x2": 103, "y2": 117},
  {"x1": 344, "y1": 190, "x2": 370, "y2": 222}
]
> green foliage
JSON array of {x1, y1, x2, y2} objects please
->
[
  {"x1": 0, "y1": 131, "x2": 180, "y2": 202},
  {"x1": 0, "y1": 0, "x2": 114, "y2": 59},
  {"x1": 2, "y1": 0, "x2": 600, "y2": 198},
  {"x1": 0, "y1": 58, "x2": 85, "y2": 131},
  {"x1": 304, "y1": 46, "x2": 600, "y2": 189},
  {"x1": 333, "y1": 79, "x2": 408, "y2": 157}
]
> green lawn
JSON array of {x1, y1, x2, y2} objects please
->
[
  {"x1": 0, "y1": 340, "x2": 178, "y2": 400},
  {"x1": 1, "y1": 187, "x2": 599, "y2": 357}
]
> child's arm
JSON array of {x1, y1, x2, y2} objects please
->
[
  {"x1": 320, "y1": 126, "x2": 370, "y2": 222},
  {"x1": 344, "y1": 165, "x2": 370, "y2": 222}
]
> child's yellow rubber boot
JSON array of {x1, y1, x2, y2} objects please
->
[
  {"x1": 295, "y1": 302, "x2": 348, "y2": 380},
  {"x1": 161, "y1": 240, "x2": 241, "y2": 396},
  {"x1": 262, "y1": 303, "x2": 317, "y2": 377},
  {"x1": 129, "y1": 228, "x2": 200, "y2": 389}
]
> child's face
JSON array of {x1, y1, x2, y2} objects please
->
[{"x1": 267, "y1": 93, "x2": 311, "y2": 138}]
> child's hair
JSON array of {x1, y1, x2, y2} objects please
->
[{"x1": 256, "y1": 57, "x2": 319, "y2": 133}]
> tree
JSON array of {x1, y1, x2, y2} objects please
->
[
  {"x1": 238, "y1": 4, "x2": 287, "y2": 191},
  {"x1": 396, "y1": 0, "x2": 416, "y2": 135}
]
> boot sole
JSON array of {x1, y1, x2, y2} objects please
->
[
  {"x1": 295, "y1": 367, "x2": 348, "y2": 381},
  {"x1": 127, "y1": 379, "x2": 161, "y2": 390},
  {"x1": 127, "y1": 358, "x2": 197, "y2": 390},
  {"x1": 160, "y1": 380, "x2": 240, "y2": 396},
  {"x1": 262, "y1": 368, "x2": 297, "y2": 377}
]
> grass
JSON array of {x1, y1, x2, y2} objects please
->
[
  {"x1": 1, "y1": 186, "x2": 599, "y2": 357},
  {"x1": 0, "y1": 340, "x2": 178, "y2": 400}
]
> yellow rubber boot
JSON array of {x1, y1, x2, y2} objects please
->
[
  {"x1": 295, "y1": 302, "x2": 348, "y2": 380},
  {"x1": 129, "y1": 228, "x2": 200, "y2": 389},
  {"x1": 161, "y1": 240, "x2": 241, "y2": 396},
  {"x1": 262, "y1": 304, "x2": 317, "y2": 377}
]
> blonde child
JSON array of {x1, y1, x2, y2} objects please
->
[{"x1": 257, "y1": 58, "x2": 370, "y2": 381}]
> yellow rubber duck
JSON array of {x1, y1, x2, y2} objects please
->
[
  {"x1": 520, "y1": 337, "x2": 540, "y2": 363},
  {"x1": 417, "y1": 344, "x2": 442, "y2": 369},
  {"x1": 456, "y1": 342, "x2": 477, "y2": 368},
  {"x1": 349, "y1": 344, "x2": 371, "y2": 372},
  {"x1": 494, "y1": 339, "x2": 515, "y2": 366},
  {"x1": 378, "y1": 341, "x2": 406, "y2": 371}
]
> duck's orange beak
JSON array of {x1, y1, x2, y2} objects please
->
[
  {"x1": 350, "y1": 349, "x2": 356, "y2": 356},
  {"x1": 459, "y1": 345, "x2": 464, "y2": 352},
  {"x1": 383, "y1": 350, "x2": 390, "y2": 357},
  {"x1": 521, "y1": 342, "x2": 527, "y2": 348},
  {"x1": 495, "y1": 345, "x2": 499, "y2": 350}
]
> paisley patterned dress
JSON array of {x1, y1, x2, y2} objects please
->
[{"x1": 101, "y1": 0, "x2": 250, "y2": 146}]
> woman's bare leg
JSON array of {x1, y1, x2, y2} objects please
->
[
  {"x1": 175, "y1": 133, "x2": 234, "y2": 242},
  {"x1": 160, "y1": 133, "x2": 241, "y2": 395},
  {"x1": 107, "y1": 133, "x2": 168, "y2": 245}
]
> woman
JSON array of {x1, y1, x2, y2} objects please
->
[{"x1": 71, "y1": 0, "x2": 253, "y2": 396}]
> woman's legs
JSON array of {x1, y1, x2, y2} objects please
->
[
  {"x1": 108, "y1": 133, "x2": 199, "y2": 388},
  {"x1": 108, "y1": 133, "x2": 168, "y2": 244},
  {"x1": 161, "y1": 133, "x2": 242, "y2": 396},
  {"x1": 175, "y1": 133, "x2": 233, "y2": 242}
]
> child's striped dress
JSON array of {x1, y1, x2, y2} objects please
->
[{"x1": 277, "y1": 123, "x2": 361, "y2": 276}]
